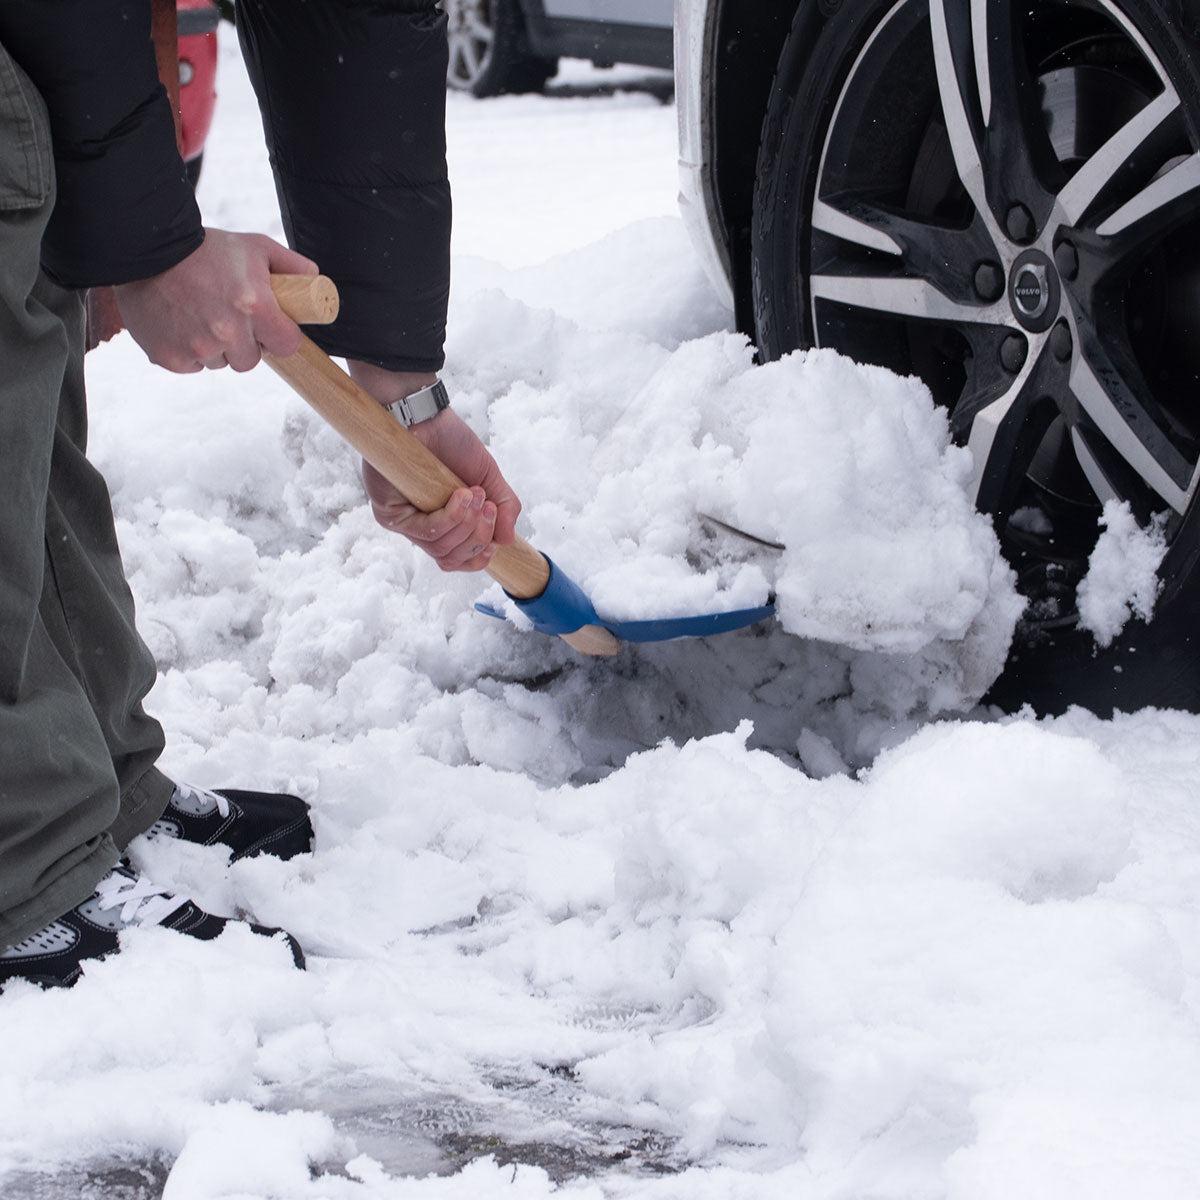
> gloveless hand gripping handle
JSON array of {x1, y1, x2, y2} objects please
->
[{"x1": 265, "y1": 274, "x2": 621, "y2": 656}]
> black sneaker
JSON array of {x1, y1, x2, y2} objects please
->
[
  {"x1": 0, "y1": 864, "x2": 305, "y2": 990},
  {"x1": 143, "y1": 783, "x2": 314, "y2": 862}
]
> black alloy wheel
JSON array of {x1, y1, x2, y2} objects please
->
[
  {"x1": 441, "y1": 0, "x2": 557, "y2": 97},
  {"x1": 752, "y1": 0, "x2": 1200, "y2": 714}
]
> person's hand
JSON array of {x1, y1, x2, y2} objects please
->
[
  {"x1": 349, "y1": 362, "x2": 521, "y2": 573},
  {"x1": 113, "y1": 228, "x2": 318, "y2": 372}
]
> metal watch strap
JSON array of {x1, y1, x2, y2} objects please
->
[{"x1": 386, "y1": 379, "x2": 450, "y2": 427}]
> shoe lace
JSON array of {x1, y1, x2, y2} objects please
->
[
  {"x1": 176, "y1": 782, "x2": 231, "y2": 818},
  {"x1": 93, "y1": 870, "x2": 184, "y2": 927}
]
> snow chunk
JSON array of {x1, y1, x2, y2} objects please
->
[
  {"x1": 1076, "y1": 500, "x2": 1167, "y2": 647},
  {"x1": 721, "y1": 351, "x2": 1013, "y2": 653}
]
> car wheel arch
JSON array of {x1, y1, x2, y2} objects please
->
[{"x1": 704, "y1": 0, "x2": 820, "y2": 338}]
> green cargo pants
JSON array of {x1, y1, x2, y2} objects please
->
[{"x1": 0, "y1": 42, "x2": 174, "y2": 950}]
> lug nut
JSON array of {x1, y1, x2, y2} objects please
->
[
  {"x1": 974, "y1": 261, "x2": 1005, "y2": 301},
  {"x1": 1050, "y1": 321, "x2": 1072, "y2": 362},
  {"x1": 1054, "y1": 240, "x2": 1079, "y2": 281},
  {"x1": 1001, "y1": 333, "x2": 1028, "y2": 373},
  {"x1": 1006, "y1": 203, "x2": 1036, "y2": 243}
]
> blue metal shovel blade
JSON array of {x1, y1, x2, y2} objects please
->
[
  {"x1": 475, "y1": 555, "x2": 775, "y2": 644},
  {"x1": 591, "y1": 605, "x2": 778, "y2": 642}
]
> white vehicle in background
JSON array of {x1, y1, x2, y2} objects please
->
[
  {"x1": 441, "y1": 0, "x2": 673, "y2": 96},
  {"x1": 675, "y1": 0, "x2": 1200, "y2": 716}
]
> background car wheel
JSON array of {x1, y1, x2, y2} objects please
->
[
  {"x1": 441, "y1": 0, "x2": 557, "y2": 97},
  {"x1": 751, "y1": 0, "x2": 1200, "y2": 715}
]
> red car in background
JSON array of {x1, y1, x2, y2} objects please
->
[{"x1": 177, "y1": 0, "x2": 220, "y2": 184}]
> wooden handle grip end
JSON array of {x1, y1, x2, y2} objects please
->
[{"x1": 271, "y1": 274, "x2": 340, "y2": 326}]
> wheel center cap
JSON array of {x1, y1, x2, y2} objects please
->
[{"x1": 1008, "y1": 249, "x2": 1060, "y2": 333}]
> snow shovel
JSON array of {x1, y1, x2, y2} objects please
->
[{"x1": 266, "y1": 275, "x2": 776, "y2": 656}]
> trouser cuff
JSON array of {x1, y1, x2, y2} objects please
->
[
  {"x1": 0, "y1": 835, "x2": 120, "y2": 952},
  {"x1": 108, "y1": 765, "x2": 176, "y2": 851}
]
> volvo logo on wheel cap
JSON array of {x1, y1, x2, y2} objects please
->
[
  {"x1": 1008, "y1": 249, "x2": 1060, "y2": 333},
  {"x1": 1014, "y1": 264, "x2": 1049, "y2": 318}
]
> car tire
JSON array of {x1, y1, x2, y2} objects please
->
[
  {"x1": 751, "y1": 0, "x2": 1200, "y2": 715},
  {"x1": 442, "y1": 0, "x2": 557, "y2": 97}
]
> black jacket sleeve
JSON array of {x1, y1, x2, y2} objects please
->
[
  {"x1": 237, "y1": 0, "x2": 451, "y2": 372},
  {"x1": 0, "y1": 1, "x2": 203, "y2": 288}
]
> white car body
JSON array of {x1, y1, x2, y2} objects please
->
[
  {"x1": 544, "y1": 0, "x2": 672, "y2": 25},
  {"x1": 672, "y1": 0, "x2": 734, "y2": 309}
]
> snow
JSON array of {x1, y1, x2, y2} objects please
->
[
  {"x1": 1076, "y1": 500, "x2": 1168, "y2": 647},
  {"x1": 4, "y1": 41, "x2": 1200, "y2": 1200}
]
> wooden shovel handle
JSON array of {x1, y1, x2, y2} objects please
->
[
  {"x1": 267, "y1": 274, "x2": 553, "y2": 599},
  {"x1": 270, "y1": 274, "x2": 341, "y2": 325}
]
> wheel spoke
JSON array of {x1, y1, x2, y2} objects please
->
[
  {"x1": 1096, "y1": 150, "x2": 1200, "y2": 245},
  {"x1": 812, "y1": 198, "x2": 903, "y2": 257},
  {"x1": 962, "y1": 344, "x2": 1055, "y2": 515},
  {"x1": 970, "y1": 0, "x2": 993, "y2": 127},
  {"x1": 931, "y1": 0, "x2": 1062, "y2": 242},
  {"x1": 978, "y1": 2, "x2": 1064, "y2": 210},
  {"x1": 929, "y1": 0, "x2": 999, "y2": 240},
  {"x1": 467, "y1": 16, "x2": 494, "y2": 43},
  {"x1": 1069, "y1": 331, "x2": 1195, "y2": 513},
  {"x1": 812, "y1": 190, "x2": 1005, "y2": 319},
  {"x1": 1069, "y1": 426, "x2": 1121, "y2": 507},
  {"x1": 949, "y1": 325, "x2": 1031, "y2": 440},
  {"x1": 811, "y1": 271, "x2": 1006, "y2": 326},
  {"x1": 813, "y1": 191, "x2": 999, "y2": 283},
  {"x1": 1056, "y1": 89, "x2": 1182, "y2": 227},
  {"x1": 462, "y1": 39, "x2": 482, "y2": 78}
]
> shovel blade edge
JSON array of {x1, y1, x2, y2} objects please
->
[{"x1": 475, "y1": 556, "x2": 775, "y2": 644}]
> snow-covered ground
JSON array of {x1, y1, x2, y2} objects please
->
[{"x1": 4, "y1": 39, "x2": 1200, "y2": 1200}]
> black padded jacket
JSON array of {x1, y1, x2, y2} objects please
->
[
  {"x1": 0, "y1": 1, "x2": 204, "y2": 290},
  {"x1": 0, "y1": 0, "x2": 450, "y2": 372}
]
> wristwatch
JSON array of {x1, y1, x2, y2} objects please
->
[{"x1": 386, "y1": 378, "x2": 451, "y2": 427}]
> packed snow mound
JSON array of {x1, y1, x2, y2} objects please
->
[{"x1": 5, "y1": 715, "x2": 1200, "y2": 1200}]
